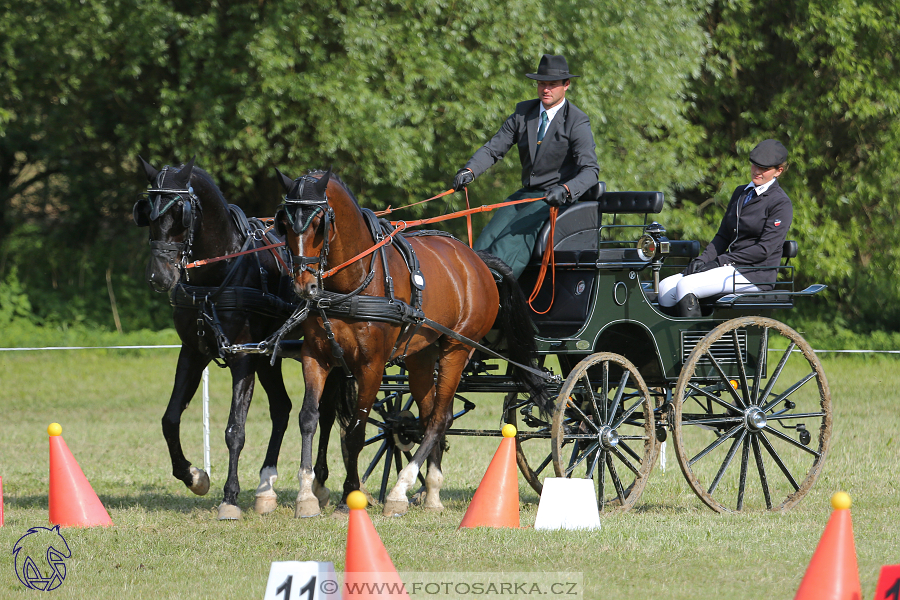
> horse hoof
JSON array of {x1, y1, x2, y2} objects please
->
[
  {"x1": 254, "y1": 494, "x2": 278, "y2": 515},
  {"x1": 382, "y1": 499, "x2": 409, "y2": 517},
  {"x1": 330, "y1": 504, "x2": 350, "y2": 520},
  {"x1": 314, "y1": 484, "x2": 331, "y2": 509},
  {"x1": 294, "y1": 499, "x2": 322, "y2": 518},
  {"x1": 188, "y1": 467, "x2": 210, "y2": 496},
  {"x1": 409, "y1": 490, "x2": 426, "y2": 507},
  {"x1": 217, "y1": 503, "x2": 242, "y2": 520}
]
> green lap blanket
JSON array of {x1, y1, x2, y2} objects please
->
[{"x1": 473, "y1": 189, "x2": 549, "y2": 278}]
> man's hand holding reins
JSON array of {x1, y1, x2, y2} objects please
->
[
  {"x1": 544, "y1": 185, "x2": 569, "y2": 207},
  {"x1": 452, "y1": 168, "x2": 474, "y2": 192}
]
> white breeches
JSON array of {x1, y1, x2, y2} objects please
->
[{"x1": 658, "y1": 265, "x2": 761, "y2": 307}]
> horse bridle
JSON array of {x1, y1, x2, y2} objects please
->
[
  {"x1": 277, "y1": 175, "x2": 335, "y2": 284},
  {"x1": 134, "y1": 167, "x2": 199, "y2": 274}
]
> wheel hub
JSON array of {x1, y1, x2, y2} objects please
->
[
  {"x1": 744, "y1": 407, "x2": 767, "y2": 431},
  {"x1": 599, "y1": 426, "x2": 620, "y2": 449},
  {"x1": 387, "y1": 410, "x2": 421, "y2": 452}
]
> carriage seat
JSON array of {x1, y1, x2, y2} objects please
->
[
  {"x1": 521, "y1": 188, "x2": 665, "y2": 336},
  {"x1": 531, "y1": 189, "x2": 664, "y2": 264}
]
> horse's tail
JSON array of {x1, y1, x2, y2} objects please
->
[
  {"x1": 322, "y1": 371, "x2": 357, "y2": 430},
  {"x1": 475, "y1": 251, "x2": 553, "y2": 416}
]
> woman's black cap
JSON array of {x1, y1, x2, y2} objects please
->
[{"x1": 749, "y1": 139, "x2": 788, "y2": 168}]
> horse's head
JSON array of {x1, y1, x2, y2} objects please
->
[
  {"x1": 274, "y1": 168, "x2": 333, "y2": 299},
  {"x1": 135, "y1": 156, "x2": 199, "y2": 292}
]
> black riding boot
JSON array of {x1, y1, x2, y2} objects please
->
[{"x1": 676, "y1": 293, "x2": 702, "y2": 318}]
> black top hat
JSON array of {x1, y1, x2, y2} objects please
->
[
  {"x1": 526, "y1": 54, "x2": 579, "y2": 81},
  {"x1": 749, "y1": 139, "x2": 788, "y2": 168}
]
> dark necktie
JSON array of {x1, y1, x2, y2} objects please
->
[
  {"x1": 743, "y1": 188, "x2": 755, "y2": 205},
  {"x1": 537, "y1": 111, "x2": 549, "y2": 144}
]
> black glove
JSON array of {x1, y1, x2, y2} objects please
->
[
  {"x1": 544, "y1": 185, "x2": 569, "y2": 207},
  {"x1": 685, "y1": 258, "x2": 719, "y2": 275},
  {"x1": 452, "y1": 169, "x2": 474, "y2": 192},
  {"x1": 685, "y1": 258, "x2": 706, "y2": 275}
]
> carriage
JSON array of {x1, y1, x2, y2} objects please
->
[
  {"x1": 136, "y1": 160, "x2": 831, "y2": 518},
  {"x1": 358, "y1": 183, "x2": 831, "y2": 515}
]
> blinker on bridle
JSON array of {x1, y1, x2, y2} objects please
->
[
  {"x1": 134, "y1": 165, "x2": 200, "y2": 277},
  {"x1": 278, "y1": 174, "x2": 334, "y2": 279},
  {"x1": 133, "y1": 166, "x2": 197, "y2": 229}
]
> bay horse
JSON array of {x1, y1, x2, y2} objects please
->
[
  {"x1": 135, "y1": 157, "x2": 346, "y2": 519},
  {"x1": 275, "y1": 168, "x2": 550, "y2": 517}
]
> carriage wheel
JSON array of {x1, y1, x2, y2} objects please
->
[
  {"x1": 672, "y1": 316, "x2": 832, "y2": 513},
  {"x1": 360, "y1": 370, "x2": 426, "y2": 504},
  {"x1": 504, "y1": 391, "x2": 555, "y2": 495},
  {"x1": 551, "y1": 353, "x2": 656, "y2": 513}
]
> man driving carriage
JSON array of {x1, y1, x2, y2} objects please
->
[{"x1": 451, "y1": 54, "x2": 600, "y2": 278}]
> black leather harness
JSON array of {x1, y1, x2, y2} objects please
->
[{"x1": 168, "y1": 205, "x2": 296, "y2": 364}]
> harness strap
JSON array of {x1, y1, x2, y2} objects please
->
[
  {"x1": 170, "y1": 284, "x2": 296, "y2": 319},
  {"x1": 319, "y1": 308, "x2": 353, "y2": 377},
  {"x1": 305, "y1": 289, "x2": 557, "y2": 383},
  {"x1": 417, "y1": 315, "x2": 558, "y2": 383}
]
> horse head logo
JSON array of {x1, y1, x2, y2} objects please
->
[{"x1": 12, "y1": 525, "x2": 72, "y2": 591}]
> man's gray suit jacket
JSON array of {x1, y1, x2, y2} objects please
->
[{"x1": 463, "y1": 98, "x2": 599, "y2": 200}]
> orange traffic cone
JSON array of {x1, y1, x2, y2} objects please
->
[
  {"x1": 459, "y1": 424, "x2": 520, "y2": 529},
  {"x1": 794, "y1": 492, "x2": 861, "y2": 600},
  {"x1": 48, "y1": 423, "x2": 113, "y2": 528},
  {"x1": 344, "y1": 490, "x2": 409, "y2": 599}
]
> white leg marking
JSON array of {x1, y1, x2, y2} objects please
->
[
  {"x1": 295, "y1": 468, "x2": 322, "y2": 518},
  {"x1": 254, "y1": 466, "x2": 278, "y2": 514},
  {"x1": 383, "y1": 462, "x2": 421, "y2": 517},
  {"x1": 424, "y1": 463, "x2": 444, "y2": 510}
]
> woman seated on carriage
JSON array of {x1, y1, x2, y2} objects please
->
[{"x1": 658, "y1": 139, "x2": 792, "y2": 317}]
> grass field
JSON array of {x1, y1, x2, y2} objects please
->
[{"x1": 0, "y1": 348, "x2": 897, "y2": 599}]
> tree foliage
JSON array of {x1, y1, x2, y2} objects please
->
[
  {"x1": 5, "y1": 0, "x2": 898, "y2": 335},
  {"x1": 1, "y1": 0, "x2": 706, "y2": 332}
]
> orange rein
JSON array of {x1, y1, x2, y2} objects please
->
[
  {"x1": 526, "y1": 206, "x2": 558, "y2": 314},
  {"x1": 184, "y1": 191, "x2": 560, "y2": 311},
  {"x1": 184, "y1": 232, "x2": 291, "y2": 273},
  {"x1": 326, "y1": 192, "x2": 560, "y2": 311}
]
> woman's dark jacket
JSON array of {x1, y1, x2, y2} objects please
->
[{"x1": 698, "y1": 179, "x2": 793, "y2": 288}]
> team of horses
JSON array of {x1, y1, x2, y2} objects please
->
[{"x1": 135, "y1": 157, "x2": 548, "y2": 518}]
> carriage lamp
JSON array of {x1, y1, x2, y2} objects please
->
[
  {"x1": 636, "y1": 235, "x2": 658, "y2": 262},
  {"x1": 638, "y1": 222, "x2": 670, "y2": 294},
  {"x1": 636, "y1": 222, "x2": 670, "y2": 262}
]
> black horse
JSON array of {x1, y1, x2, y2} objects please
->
[{"x1": 135, "y1": 156, "x2": 343, "y2": 519}]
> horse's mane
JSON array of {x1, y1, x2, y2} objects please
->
[
  {"x1": 182, "y1": 164, "x2": 230, "y2": 210},
  {"x1": 306, "y1": 169, "x2": 360, "y2": 206}
]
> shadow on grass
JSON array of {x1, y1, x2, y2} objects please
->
[{"x1": 7, "y1": 484, "x2": 222, "y2": 514}]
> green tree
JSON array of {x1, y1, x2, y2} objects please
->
[{"x1": 0, "y1": 0, "x2": 708, "y2": 331}]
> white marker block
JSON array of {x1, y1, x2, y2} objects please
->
[
  {"x1": 534, "y1": 477, "x2": 602, "y2": 531},
  {"x1": 263, "y1": 561, "x2": 341, "y2": 600}
]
